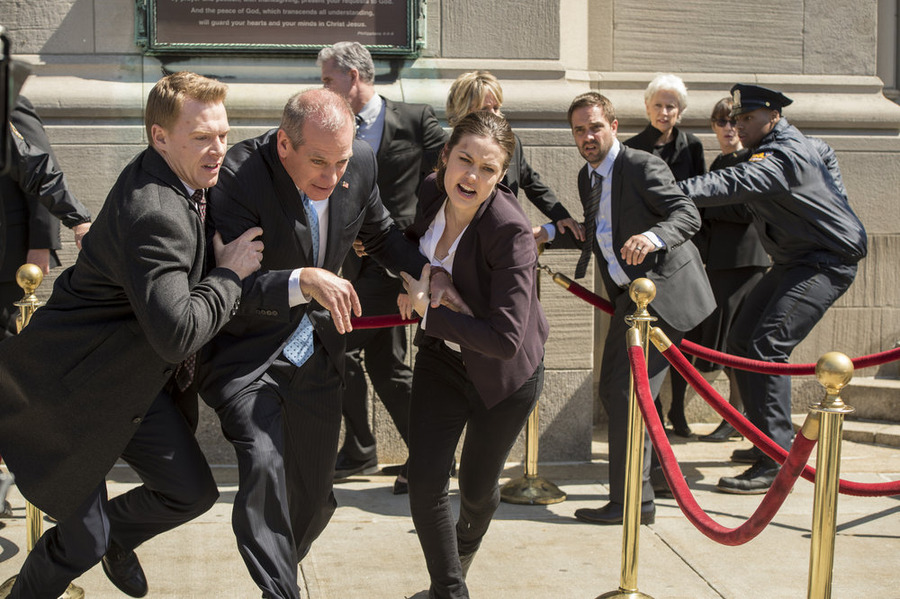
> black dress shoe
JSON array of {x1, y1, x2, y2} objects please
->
[
  {"x1": 334, "y1": 449, "x2": 378, "y2": 480},
  {"x1": 699, "y1": 420, "x2": 741, "y2": 442},
  {"x1": 730, "y1": 446, "x2": 764, "y2": 464},
  {"x1": 102, "y1": 540, "x2": 148, "y2": 598},
  {"x1": 717, "y1": 457, "x2": 779, "y2": 494},
  {"x1": 392, "y1": 476, "x2": 408, "y2": 495},
  {"x1": 574, "y1": 501, "x2": 655, "y2": 525}
]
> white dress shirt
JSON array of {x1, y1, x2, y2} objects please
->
[
  {"x1": 288, "y1": 194, "x2": 330, "y2": 306},
  {"x1": 356, "y1": 94, "x2": 386, "y2": 154},
  {"x1": 418, "y1": 199, "x2": 467, "y2": 352}
]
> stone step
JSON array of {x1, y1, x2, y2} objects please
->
[
  {"x1": 792, "y1": 414, "x2": 900, "y2": 448},
  {"x1": 841, "y1": 376, "x2": 900, "y2": 423}
]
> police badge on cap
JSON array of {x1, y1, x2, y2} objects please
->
[{"x1": 729, "y1": 84, "x2": 793, "y2": 116}]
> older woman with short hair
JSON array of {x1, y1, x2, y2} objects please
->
[{"x1": 625, "y1": 73, "x2": 706, "y2": 183}]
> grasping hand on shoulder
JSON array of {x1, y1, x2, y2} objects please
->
[{"x1": 213, "y1": 227, "x2": 264, "y2": 280}]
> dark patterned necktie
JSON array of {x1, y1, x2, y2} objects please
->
[
  {"x1": 174, "y1": 188, "x2": 207, "y2": 391},
  {"x1": 574, "y1": 172, "x2": 603, "y2": 279},
  {"x1": 355, "y1": 114, "x2": 364, "y2": 138},
  {"x1": 193, "y1": 188, "x2": 206, "y2": 223}
]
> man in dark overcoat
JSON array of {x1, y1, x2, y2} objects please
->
[{"x1": 0, "y1": 71, "x2": 263, "y2": 598}]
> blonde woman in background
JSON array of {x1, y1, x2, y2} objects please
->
[{"x1": 446, "y1": 71, "x2": 584, "y2": 243}]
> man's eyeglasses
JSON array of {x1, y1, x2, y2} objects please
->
[{"x1": 712, "y1": 118, "x2": 737, "y2": 127}]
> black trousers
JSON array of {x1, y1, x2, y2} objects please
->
[
  {"x1": 728, "y1": 261, "x2": 857, "y2": 451},
  {"x1": 341, "y1": 255, "x2": 412, "y2": 457},
  {"x1": 10, "y1": 388, "x2": 217, "y2": 598},
  {"x1": 407, "y1": 343, "x2": 544, "y2": 599},
  {"x1": 600, "y1": 289, "x2": 683, "y2": 505},
  {"x1": 215, "y1": 348, "x2": 342, "y2": 599}
]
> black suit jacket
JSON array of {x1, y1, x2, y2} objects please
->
[
  {"x1": 623, "y1": 124, "x2": 706, "y2": 182},
  {"x1": 342, "y1": 97, "x2": 447, "y2": 285},
  {"x1": 407, "y1": 174, "x2": 548, "y2": 407},
  {"x1": 0, "y1": 147, "x2": 242, "y2": 520},
  {"x1": 504, "y1": 134, "x2": 571, "y2": 222},
  {"x1": 561, "y1": 144, "x2": 714, "y2": 332},
  {"x1": 200, "y1": 131, "x2": 427, "y2": 408},
  {"x1": 1, "y1": 97, "x2": 92, "y2": 277},
  {"x1": 374, "y1": 97, "x2": 447, "y2": 230}
]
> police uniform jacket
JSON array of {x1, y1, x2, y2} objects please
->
[{"x1": 679, "y1": 118, "x2": 867, "y2": 266}]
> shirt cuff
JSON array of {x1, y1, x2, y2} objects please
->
[
  {"x1": 643, "y1": 231, "x2": 666, "y2": 249},
  {"x1": 288, "y1": 268, "x2": 310, "y2": 307},
  {"x1": 543, "y1": 223, "x2": 557, "y2": 242}
]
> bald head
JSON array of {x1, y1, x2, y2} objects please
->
[{"x1": 279, "y1": 88, "x2": 354, "y2": 148}]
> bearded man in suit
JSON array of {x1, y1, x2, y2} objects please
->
[
  {"x1": 318, "y1": 42, "x2": 447, "y2": 488},
  {"x1": 0, "y1": 71, "x2": 263, "y2": 599},
  {"x1": 200, "y1": 88, "x2": 427, "y2": 599},
  {"x1": 540, "y1": 91, "x2": 714, "y2": 525}
]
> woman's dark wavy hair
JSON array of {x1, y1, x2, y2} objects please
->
[{"x1": 434, "y1": 110, "x2": 516, "y2": 193}]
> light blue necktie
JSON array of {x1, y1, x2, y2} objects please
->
[{"x1": 283, "y1": 195, "x2": 320, "y2": 367}]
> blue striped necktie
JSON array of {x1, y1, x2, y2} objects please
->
[{"x1": 282, "y1": 195, "x2": 320, "y2": 367}]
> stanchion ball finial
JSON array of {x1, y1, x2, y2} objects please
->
[
  {"x1": 16, "y1": 264, "x2": 43, "y2": 296},
  {"x1": 629, "y1": 277, "x2": 656, "y2": 310},
  {"x1": 815, "y1": 351, "x2": 853, "y2": 395}
]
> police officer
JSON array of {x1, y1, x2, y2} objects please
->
[{"x1": 679, "y1": 84, "x2": 867, "y2": 494}]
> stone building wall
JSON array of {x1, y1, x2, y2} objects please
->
[{"x1": 2, "y1": 0, "x2": 898, "y2": 464}]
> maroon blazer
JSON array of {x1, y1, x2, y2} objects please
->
[{"x1": 406, "y1": 174, "x2": 548, "y2": 408}]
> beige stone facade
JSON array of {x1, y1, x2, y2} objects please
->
[{"x1": 3, "y1": 0, "x2": 898, "y2": 463}]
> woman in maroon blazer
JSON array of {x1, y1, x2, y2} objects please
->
[{"x1": 399, "y1": 111, "x2": 548, "y2": 599}]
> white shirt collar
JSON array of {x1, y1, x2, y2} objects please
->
[
  {"x1": 357, "y1": 94, "x2": 384, "y2": 127},
  {"x1": 590, "y1": 138, "x2": 620, "y2": 180}
]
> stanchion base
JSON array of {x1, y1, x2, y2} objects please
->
[
  {"x1": 0, "y1": 576, "x2": 84, "y2": 599},
  {"x1": 499, "y1": 475, "x2": 567, "y2": 505},
  {"x1": 596, "y1": 589, "x2": 654, "y2": 599},
  {"x1": 61, "y1": 583, "x2": 85, "y2": 599}
]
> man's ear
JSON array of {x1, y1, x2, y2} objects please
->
[
  {"x1": 150, "y1": 124, "x2": 167, "y2": 153},
  {"x1": 276, "y1": 129, "x2": 291, "y2": 159}
]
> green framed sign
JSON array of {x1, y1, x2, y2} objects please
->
[{"x1": 136, "y1": 0, "x2": 422, "y2": 56}]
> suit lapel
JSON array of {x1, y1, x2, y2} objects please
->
[
  {"x1": 264, "y1": 136, "x2": 315, "y2": 265},
  {"x1": 611, "y1": 149, "x2": 625, "y2": 238},
  {"x1": 377, "y1": 97, "x2": 397, "y2": 161},
  {"x1": 322, "y1": 176, "x2": 354, "y2": 272}
]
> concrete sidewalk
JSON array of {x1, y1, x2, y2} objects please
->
[{"x1": 1, "y1": 423, "x2": 899, "y2": 598}]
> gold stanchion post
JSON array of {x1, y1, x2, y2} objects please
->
[
  {"x1": 599, "y1": 278, "x2": 656, "y2": 599},
  {"x1": 0, "y1": 264, "x2": 85, "y2": 599},
  {"x1": 501, "y1": 249, "x2": 566, "y2": 505},
  {"x1": 807, "y1": 352, "x2": 854, "y2": 599}
]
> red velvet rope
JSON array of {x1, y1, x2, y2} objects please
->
[
  {"x1": 349, "y1": 314, "x2": 418, "y2": 329},
  {"x1": 661, "y1": 341, "x2": 900, "y2": 497},
  {"x1": 550, "y1": 271, "x2": 900, "y2": 373},
  {"x1": 629, "y1": 344, "x2": 814, "y2": 545}
]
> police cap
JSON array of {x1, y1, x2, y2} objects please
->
[{"x1": 729, "y1": 84, "x2": 793, "y2": 116}]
